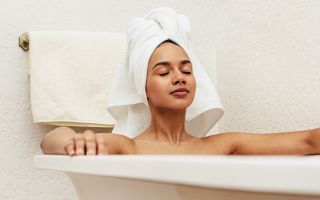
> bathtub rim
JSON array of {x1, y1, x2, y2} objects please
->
[{"x1": 33, "y1": 154, "x2": 320, "y2": 196}]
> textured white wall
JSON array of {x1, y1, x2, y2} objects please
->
[
  {"x1": 0, "y1": 0, "x2": 216, "y2": 199},
  {"x1": 215, "y1": 0, "x2": 320, "y2": 134},
  {"x1": 1, "y1": 0, "x2": 319, "y2": 199}
]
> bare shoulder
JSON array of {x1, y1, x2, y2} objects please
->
[
  {"x1": 200, "y1": 132, "x2": 239, "y2": 155},
  {"x1": 203, "y1": 132, "x2": 266, "y2": 155},
  {"x1": 96, "y1": 133, "x2": 136, "y2": 155}
]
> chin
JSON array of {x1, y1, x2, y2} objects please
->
[
  {"x1": 151, "y1": 96, "x2": 194, "y2": 110},
  {"x1": 154, "y1": 101, "x2": 189, "y2": 111},
  {"x1": 167, "y1": 100, "x2": 193, "y2": 110}
]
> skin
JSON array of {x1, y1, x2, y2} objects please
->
[{"x1": 41, "y1": 42, "x2": 320, "y2": 156}]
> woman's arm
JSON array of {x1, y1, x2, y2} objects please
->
[
  {"x1": 41, "y1": 127, "x2": 77, "y2": 155},
  {"x1": 227, "y1": 128, "x2": 320, "y2": 155},
  {"x1": 41, "y1": 127, "x2": 108, "y2": 156},
  {"x1": 306, "y1": 128, "x2": 320, "y2": 154}
]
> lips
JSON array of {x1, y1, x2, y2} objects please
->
[{"x1": 170, "y1": 88, "x2": 189, "y2": 96}]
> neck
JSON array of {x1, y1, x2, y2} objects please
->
[{"x1": 144, "y1": 107, "x2": 191, "y2": 145}]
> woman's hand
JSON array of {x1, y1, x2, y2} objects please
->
[{"x1": 64, "y1": 130, "x2": 108, "y2": 156}]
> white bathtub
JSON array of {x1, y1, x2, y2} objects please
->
[{"x1": 33, "y1": 155, "x2": 320, "y2": 200}]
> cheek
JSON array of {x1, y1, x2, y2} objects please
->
[
  {"x1": 190, "y1": 76, "x2": 196, "y2": 90},
  {"x1": 190, "y1": 77, "x2": 197, "y2": 101},
  {"x1": 189, "y1": 76, "x2": 196, "y2": 96},
  {"x1": 146, "y1": 78, "x2": 169, "y2": 99}
]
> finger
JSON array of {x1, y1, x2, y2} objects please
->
[
  {"x1": 75, "y1": 134, "x2": 85, "y2": 155},
  {"x1": 83, "y1": 129, "x2": 95, "y2": 135},
  {"x1": 65, "y1": 140, "x2": 75, "y2": 156},
  {"x1": 96, "y1": 135, "x2": 108, "y2": 155},
  {"x1": 84, "y1": 131, "x2": 96, "y2": 156}
]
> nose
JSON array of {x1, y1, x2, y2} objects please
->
[{"x1": 172, "y1": 70, "x2": 186, "y2": 85}]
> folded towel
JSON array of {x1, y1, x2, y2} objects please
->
[
  {"x1": 107, "y1": 7, "x2": 224, "y2": 138},
  {"x1": 29, "y1": 31, "x2": 126, "y2": 127}
]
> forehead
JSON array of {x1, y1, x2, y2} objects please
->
[{"x1": 148, "y1": 42, "x2": 190, "y2": 66}]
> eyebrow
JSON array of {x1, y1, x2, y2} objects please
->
[{"x1": 152, "y1": 60, "x2": 192, "y2": 70}]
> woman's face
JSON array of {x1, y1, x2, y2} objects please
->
[{"x1": 146, "y1": 42, "x2": 196, "y2": 110}]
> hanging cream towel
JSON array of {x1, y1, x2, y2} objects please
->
[{"x1": 29, "y1": 31, "x2": 126, "y2": 127}]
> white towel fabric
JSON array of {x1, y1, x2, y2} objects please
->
[
  {"x1": 107, "y1": 7, "x2": 224, "y2": 138},
  {"x1": 29, "y1": 31, "x2": 126, "y2": 127}
]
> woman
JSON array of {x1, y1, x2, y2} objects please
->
[
  {"x1": 41, "y1": 39, "x2": 320, "y2": 156},
  {"x1": 41, "y1": 8, "x2": 320, "y2": 156}
]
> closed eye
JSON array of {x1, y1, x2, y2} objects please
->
[
  {"x1": 160, "y1": 72, "x2": 169, "y2": 76},
  {"x1": 160, "y1": 71, "x2": 191, "y2": 76}
]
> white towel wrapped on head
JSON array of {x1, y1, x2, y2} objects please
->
[
  {"x1": 107, "y1": 7, "x2": 224, "y2": 138},
  {"x1": 29, "y1": 31, "x2": 126, "y2": 127}
]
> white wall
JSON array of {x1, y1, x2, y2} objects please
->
[
  {"x1": 0, "y1": 0, "x2": 217, "y2": 199},
  {"x1": 1, "y1": 0, "x2": 319, "y2": 199},
  {"x1": 214, "y1": 1, "x2": 320, "y2": 134}
]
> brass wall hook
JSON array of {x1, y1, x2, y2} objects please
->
[{"x1": 19, "y1": 32, "x2": 29, "y2": 51}]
